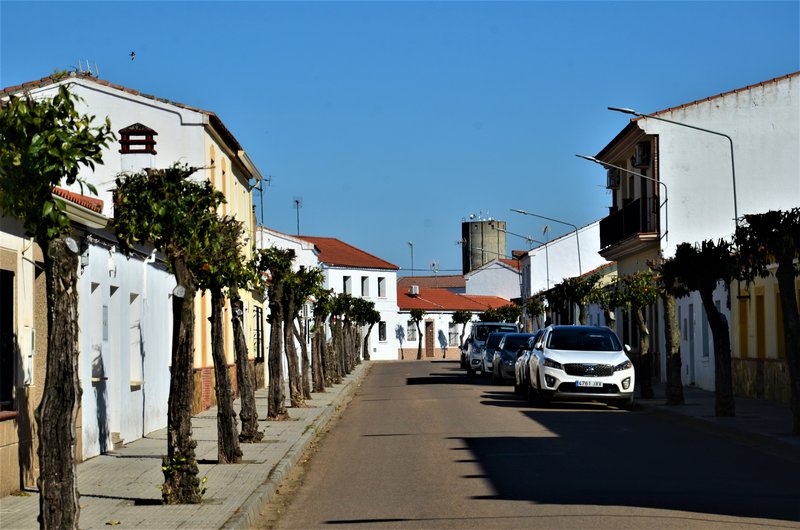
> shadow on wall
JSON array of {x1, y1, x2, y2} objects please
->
[
  {"x1": 438, "y1": 330, "x2": 448, "y2": 358},
  {"x1": 91, "y1": 347, "x2": 109, "y2": 454},
  {"x1": 395, "y1": 324, "x2": 405, "y2": 360}
]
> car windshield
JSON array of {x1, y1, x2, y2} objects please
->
[
  {"x1": 546, "y1": 328, "x2": 621, "y2": 352},
  {"x1": 476, "y1": 324, "x2": 517, "y2": 340}
]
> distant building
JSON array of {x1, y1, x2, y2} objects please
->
[{"x1": 398, "y1": 275, "x2": 465, "y2": 294}]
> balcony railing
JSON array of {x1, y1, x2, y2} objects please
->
[{"x1": 599, "y1": 198, "x2": 657, "y2": 249}]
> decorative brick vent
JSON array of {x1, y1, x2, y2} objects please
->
[{"x1": 119, "y1": 123, "x2": 157, "y2": 154}]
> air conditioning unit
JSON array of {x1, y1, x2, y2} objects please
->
[
  {"x1": 606, "y1": 168, "x2": 620, "y2": 189},
  {"x1": 633, "y1": 141, "x2": 651, "y2": 168},
  {"x1": 409, "y1": 285, "x2": 420, "y2": 296}
]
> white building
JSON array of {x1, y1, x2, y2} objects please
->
[
  {"x1": 295, "y1": 236, "x2": 401, "y2": 361},
  {"x1": 591, "y1": 72, "x2": 799, "y2": 395},
  {"x1": 464, "y1": 257, "x2": 522, "y2": 301}
]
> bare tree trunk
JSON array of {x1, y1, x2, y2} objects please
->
[
  {"x1": 363, "y1": 323, "x2": 375, "y2": 361},
  {"x1": 294, "y1": 320, "x2": 312, "y2": 400},
  {"x1": 230, "y1": 289, "x2": 262, "y2": 442},
  {"x1": 161, "y1": 258, "x2": 201, "y2": 504},
  {"x1": 311, "y1": 316, "x2": 326, "y2": 392},
  {"x1": 416, "y1": 322, "x2": 423, "y2": 360},
  {"x1": 267, "y1": 285, "x2": 287, "y2": 419},
  {"x1": 36, "y1": 238, "x2": 81, "y2": 528},
  {"x1": 775, "y1": 259, "x2": 800, "y2": 434},
  {"x1": 635, "y1": 306, "x2": 653, "y2": 399},
  {"x1": 699, "y1": 288, "x2": 735, "y2": 417},
  {"x1": 283, "y1": 302, "x2": 303, "y2": 408},
  {"x1": 578, "y1": 303, "x2": 587, "y2": 325},
  {"x1": 661, "y1": 293, "x2": 684, "y2": 405},
  {"x1": 603, "y1": 308, "x2": 616, "y2": 331},
  {"x1": 210, "y1": 288, "x2": 242, "y2": 464}
]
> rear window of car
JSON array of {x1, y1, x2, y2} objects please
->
[
  {"x1": 546, "y1": 328, "x2": 621, "y2": 351},
  {"x1": 501, "y1": 334, "x2": 534, "y2": 352},
  {"x1": 475, "y1": 324, "x2": 518, "y2": 340},
  {"x1": 486, "y1": 333, "x2": 506, "y2": 349}
]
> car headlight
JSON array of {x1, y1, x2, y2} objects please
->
[
  {"x1": 615, "y1": 360, "x2": 633, "y2": 371},
  {"x1": 543, "y1": 358, "x2": 562, "y2": 370}
]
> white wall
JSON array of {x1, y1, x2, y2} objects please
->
[
  {"x1": 465, "y1": 261, "x2": 521, "y2": 300},
  {"x1": 521, "y1": 221, "x2": 608, "y2": 298},
  {"x1": 79, "y1": 240, "x2": 175, "y2": 459},
  {"x1": 642, "y1": 74, "x2": 800, "y2": 258}
]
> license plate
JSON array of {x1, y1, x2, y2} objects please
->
[{"x1": 576, "y1": 380, "x2": 603, "y2": 388}]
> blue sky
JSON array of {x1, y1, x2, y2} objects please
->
[{"x1": 2, "y1": 1, "x2": 798, "y2": 276}]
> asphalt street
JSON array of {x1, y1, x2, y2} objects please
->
[{"x1": 264, "y1": 360, "x2": 800, "y2": 529}]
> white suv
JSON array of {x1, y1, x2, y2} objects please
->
[{"x1": 527, "y1": 325, "x2": 634, "y2": 409}]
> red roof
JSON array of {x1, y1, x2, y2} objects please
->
[
  {"x1": 297, "y1": 236, "x2": 398, "y2": 270},
  {"x1": 397, "y1": 286, "x2": 511, "y2": 312},
  {"x1": 53, "y1": 187, "x2": 103, "y2": 213},
  {"x1": 398, "y1": 275, "x2": 465, "y2": 290},
  {"x1": 499, "y1": 258, "x2": 522, "y2": 271}
]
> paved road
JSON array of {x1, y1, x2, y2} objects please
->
[{"x1": 263, "y1": 360, "x2": 800, "y2": 529}]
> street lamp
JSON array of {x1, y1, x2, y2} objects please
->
[
  {"x1": 510, "y1": 208, "x2": 582, "y2": 275},
  {"x1": 408, "y1": 241, "x2": 414, "y2": 277},
  {"x1": 576, "y1": 154, "x2": 669, "y2": 243},
  {"x1": 608, "y1": 106, "x2": 738, "y2": 229}
]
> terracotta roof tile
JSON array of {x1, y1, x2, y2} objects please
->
[
  {"x1": 499, "y1": 258, "x2": 522, "y2": 271},
  {"x1": 52, "y1": 187, "x2": 103, "y2": 213},
  {"x1": 296, "y1": 236, "x2": 398, "y2": 270},
  {"x1": 397, "y1": 286, "x2": 511, "y2": 312}
]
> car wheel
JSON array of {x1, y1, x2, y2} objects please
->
[{"x1": 533, "y1": 374, "x2": 551, "y2": 407}]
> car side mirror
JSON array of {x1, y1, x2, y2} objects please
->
[
  {"x1": 624, "y1": 344, "x2": 631, "y2": 353},
  {"x1": 535, "y1": 342, "x2": 543, "y2": 351}
]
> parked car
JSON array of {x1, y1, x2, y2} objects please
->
[
  {"x1": 465, "y1": 321, "x2": 519, "y2": 375},
  {"x1": 482, "y1": 332, "x2": 508, "y2": 376},
  {"x1": 527, "y1": 325, "x2": 634, "y2": 409},
  {"x1": 492, "y1": 332, "x2": 536, "y2": 384},
  {"x1": 514, "y1": 329, "x2": 544, "y2": 394}
]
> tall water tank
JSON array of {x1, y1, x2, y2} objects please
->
[{"x1": 461, "y1": 220, "x2": 506, "y2": 275}]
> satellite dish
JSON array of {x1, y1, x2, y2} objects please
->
[{"x1": 430, "y1": 260, "x2": 440, "y2": 273}]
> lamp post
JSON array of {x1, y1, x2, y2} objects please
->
[
  {"x1": 408, "y1": 241, "x2": 414, "y2": 277},
  {"x1": 510, "y1": 208, "x2": 582, "y2": 275},
  {"x1": 608, "y1": 106, "x2": 738, "y2": 229},
  {"x1": 576, "y1": 154, "x2": 669, "y2": 243}
]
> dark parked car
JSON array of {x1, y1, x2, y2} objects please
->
[{"x1": 492, "y1": 332, "x2": 536, "y2": 384}]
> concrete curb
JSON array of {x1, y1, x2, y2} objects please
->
[{"x1": 223, "y1": 362, "x2": 371, "y2": 529}]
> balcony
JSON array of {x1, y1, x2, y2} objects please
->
[{"x1": 599, "y1": 198, "x2": 659, "y2": 259}]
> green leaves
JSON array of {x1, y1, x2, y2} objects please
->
[{"x1": 0, "y1": 82, "x2": 113, "y2": 242}]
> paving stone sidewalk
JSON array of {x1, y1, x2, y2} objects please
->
[{"x1": 0, "y1": 362, "x2": 370, "y2": 530}]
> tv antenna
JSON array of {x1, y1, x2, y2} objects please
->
[{"x1": 293, "y1": 196, "x2": 303, "y2": 235}]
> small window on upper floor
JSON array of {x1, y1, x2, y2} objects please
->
[
  {"x1": 119, "y1": 123, "x2": 157, "y2": 155},
  {"x1": 361, "y1": 276, "x2": 370, "y2": 297},
  {"x1": 343, "y1": 276, "x2": 352, "y2": 294},
  {"x1": 378, "y1": 277, "x2": 386, "y2": 298}
]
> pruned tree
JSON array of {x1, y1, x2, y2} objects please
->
[
  {"x1": 410, "y1": 308, "x2": 426, "y2": 360},
  {"x1": 735, "y1": 208, "x2": 800, "y2": 433},
  {"x1": 291, "y1": 266, "x2": 325, "y2": 399},
  {"x1": 230, "y1": 283, "x2": 263, "y2": 442},
  {"x1": 0, "y1": 80, "x2": 113, "y2": 527},
  {"x1": 587, "y1": 280, "x2": 623, "y2": 331},
  {"x1": 329, "y1": 293, "x2": 354, "y2": 378},
  {"x1": 255, "y1": 247, "x2": 294, "y2": 419},
  {"x1": 525, "y1": 296, "x2": 545, "y2": 330},
  {"x1": 671, "y1": 240, "x2": 738, "y2": 416},
  {"x1": 194, "y1": 215, "x2": 247, "y2": 463},
  {"x1": 113, "y1": 163, "x2": 224, "y2": 503},
  {"x1": 619, "y1": 270, "x2": 659, "y2": 399},
  {"x1": 451, "y1": 310, "x2": 473, "y2": 347},
  {"x1": 650, "y1": 257, "x2": 688, "y2": 406},
  {"x1": 350, "y1": 297, "x2": 379, "y2": 361},
  {"x1": 310, "y1": 288, "x2": 333, "y2": 390},
  {"x1": 560, "y1": 274, "x2": 602, "y2": 325}
]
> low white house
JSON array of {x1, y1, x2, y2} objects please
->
[
  {"x1": 465, "y1": 257, "x2": 522, "y2": 301},
  {"x1": 295, "y1": 236, "x2": 401, "y2": 361}
]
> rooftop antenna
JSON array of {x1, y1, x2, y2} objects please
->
[{"x1": 293, "y1": 196, "x2": 303, "y2": 235}]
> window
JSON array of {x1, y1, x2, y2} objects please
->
[
  {"x1": 448, "y1": 323, "x2": 458, "y2": 347},
  {"x1": 343, "y1": 276, "x2": 352, "y2": 294},
  {"x1": 361, "y1": 276, "x2": 369, "y2": 297},
  {"x1": 118, "y1": 123, "x2": 157, "y2": 154},
  {"x1": 378, "y1": 277, "x2": 386, "y2": 298},
  {"x1": 254, "y1": 306, "x2": 265, "y2": 362},
  {"x1": 129, "y1": 293, "x2": 142, "y2": 383},
  {"x1": 378, "y1": 321, "x2": 387, "y2": 342},
  {"x1": 407, "y1": 321, "x2": 418, "y2": 341}
]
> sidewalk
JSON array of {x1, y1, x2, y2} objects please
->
[
  {"x1": 637, "y1": 382, "x2": 800, "y2": 464},
  {"x1": 0, "y1": 362, "x2": 371, "y2": 530}
]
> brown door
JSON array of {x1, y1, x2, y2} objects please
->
[{"x1": 425, "y1": 321, "x2": 434, "y2": 357}]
